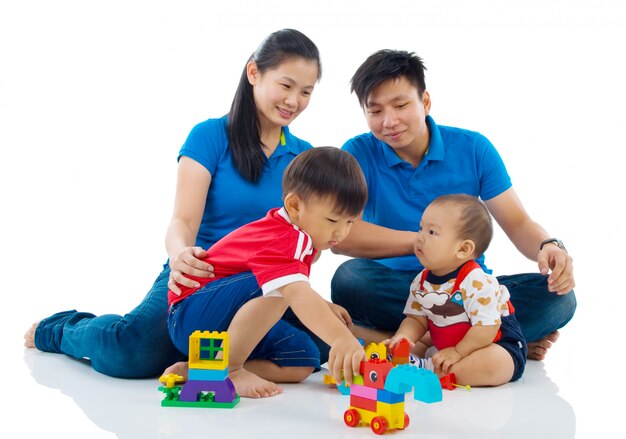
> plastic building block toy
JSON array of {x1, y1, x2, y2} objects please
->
[
  {"x1": 343, "y1": 354, "x2": 442, "y2": 435},
  {"x1": 439, "y1": 373, "x2": 471, "y2": 391},
  {"x1": 158, "y1": 331, "x2": 240, "y2": 408},
  {"x1": 323, "y1": 372, "x2": 364, "y2": 395}
]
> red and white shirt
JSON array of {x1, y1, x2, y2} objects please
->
[{"x1": 168, "y1": 208, "x2": 317, "y2": 305}]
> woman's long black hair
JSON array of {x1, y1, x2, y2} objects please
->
[{"x1": 228, "y1": 29, "x2": 321, "y2": 183}]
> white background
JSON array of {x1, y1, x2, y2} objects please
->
[{"x1": 1, "y1": 0, "x2": 624, "y2": 437}]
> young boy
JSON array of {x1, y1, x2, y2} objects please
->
[
  {"x1": 167, "y1": 147, "x2": 367, "y2": 398},
  {"x1": 385, "y1": 194, "x2": 527, "y2": 386}
]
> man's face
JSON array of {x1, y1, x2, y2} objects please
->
[{"x1": 364, "y1": 76, "x2": 431, "y2": 161}]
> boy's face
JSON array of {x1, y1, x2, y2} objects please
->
[
  {"x1": 288, "y1": 195, "x2": 358, "y2": 251},
  {"x1": 364, "y1": 76, "x2": 431, "y2": 159},
  {"x1": 414, "y1": 203, "x2": 464, "y2": 276}
]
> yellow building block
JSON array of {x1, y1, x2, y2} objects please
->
[
  {"x1": 365, "y1": 342, "x2": 387, "y2": 362},
  {"x1": 375, "y1": 401, "x2": 406, "y2": 429},
  {"x1": 188, "y1": 330, "x2": 230, "y2": 370}
]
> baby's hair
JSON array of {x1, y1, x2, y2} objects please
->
[
  {"x1": 282, "y1": 147, "x2": 367, "y2": 216},
  {"x1": 431, "y1": 194, "x2": 493, "y2": 257}
]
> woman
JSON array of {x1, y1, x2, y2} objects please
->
[{"x1": 25, "y1": 29, "x2": 322, "y2": 378}]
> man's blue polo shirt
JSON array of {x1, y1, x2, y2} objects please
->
[
  {"x1": 342, "y1": 115, "x2": 511, "y2": 272},
  {"x1": 179, "y1": 116, "x2": 312, "y2": 251}
]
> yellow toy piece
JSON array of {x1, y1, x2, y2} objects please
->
[
  {"x1": 159, "y1": 373, "x2": 184, "y2": 388},
  {"x1": 365, "y1": 342, "x2": 387, "y2": 361},
  {"x1": 188, "y1": 330, "x2": 230, "y2": 370}
]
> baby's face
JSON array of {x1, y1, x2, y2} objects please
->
[{"x1": 414, "y1": 203, "x2": 463, "y2": 275}]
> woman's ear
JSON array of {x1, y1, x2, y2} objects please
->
[{"x1": 247, "y1": 61, "x2": 259, "y2": 85}]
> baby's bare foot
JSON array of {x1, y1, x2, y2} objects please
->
[
  {"x1": 24, "y1": 321, "x2": 40, "y2": 348},
  {"x1": 162, "y1": 361, "x2": 189, "y2": 381},
  {"x1": 229, "y1": 368, "x2": 283, "y2": 398},
  {"x1": 527, "y1": 330, "x2": 560, "y2": 360}
]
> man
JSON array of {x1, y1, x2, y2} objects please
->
[{"x1": 331, "y1": 50, "x2": 576, "y2": 360}]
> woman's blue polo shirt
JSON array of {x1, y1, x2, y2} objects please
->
[
  {"x1": 179, "y1": 116, "x2": 312, "y2": 251},
  {"x1": 342, "y1": 115, "x2": 512, "y2": 272}
]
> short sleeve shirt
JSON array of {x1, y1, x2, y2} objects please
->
[
  {"x1": 403, "y1": 266, "x2": 511, "y2": 349},
  {"x1": 179, "y1": 116, "x2": 313, "y2": 251},
  {"x1": 169, "y1": 208, "x2": 318, "y2": 305},
  {"x1": 342, "y1": 116, "x2": 511, "y2": 272}
]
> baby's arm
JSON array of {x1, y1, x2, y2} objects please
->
[
  {"x1": 384, "y1": 315, "x2": 428, "y2": 349},
  {"x1": 279, "y1": 281, "x2": 364, "y2": 384},
  {"x1": 432, "y1": 324, "x2": 500, "y2": 374}
]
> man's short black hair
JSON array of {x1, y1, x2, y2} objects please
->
[{"x1": 351, "y1": 49, "x2": 427, "y2": 107}]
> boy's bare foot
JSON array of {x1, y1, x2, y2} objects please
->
[
  {"x1": 24, "y1": 321, "x2": 40, "y2": 348},
  {"x1": 162, "y1": 361, "x2": 189, "y2": 381},
  {"x1": 527, "y1": 330, "x2": 560, "y2": 360},
  {"x1": 229, "y1": 368, "x2": 282, "y2": 398}
]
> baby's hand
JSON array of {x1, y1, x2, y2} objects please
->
[
  {"x1": 328, "y1": 335, "x2": 365, "y2": 386},
  {"x1": 432, "y1": 347, "x2": 463, "y2": 374},
  {"x1": 382, "y1": 334, "x2": 414, "y2": 350}
]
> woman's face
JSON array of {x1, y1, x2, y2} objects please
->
[{"x1": 248, "y1": 57, "x2": 319, "y2": 130}]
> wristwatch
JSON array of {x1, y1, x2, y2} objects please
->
[{"x1": 540, "y1": 238, "x2": 567, "y2": 253}]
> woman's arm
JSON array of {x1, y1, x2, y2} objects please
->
[
  {"x1": 166, "y1": 156, "x2": 215, "y2": 293},
  {"x1": 485, "y1": 187, "x2": 574, "y2": 294},
  {"x1": 331, "y1": 219, "x2": 416, "y2": 258}
]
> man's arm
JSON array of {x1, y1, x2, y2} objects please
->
[
  {"x1": 485, "y1": 187, "x2": 574, "y2": 294},
  {"x1": 331, "y1": 219, "x2": 416, "y2": 258}
]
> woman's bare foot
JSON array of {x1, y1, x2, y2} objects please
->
[
  {"x1": 24, "y1": 321, "x2": 40, "y2": 348},
  {"x1": 162, "y1": 361, "x2": 189, "y2": 381},
  {"x1": 527, "y1": 330, "x2": 560, "y2": 360},
  {"x1": 229, "y1": 368, "x2": 283, "y2": 398}
]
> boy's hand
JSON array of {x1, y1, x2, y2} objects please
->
[
  {"x1": 432, "y1": 347, "x2": 463, "y2": 374},
  {"x1": 327, "y1": 302, "x2": 352, "y2": 327},
  {"x1": 328, "y1": 335, "x2": 365, "y2": 386}
]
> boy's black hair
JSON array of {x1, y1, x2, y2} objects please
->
[
  {"x1": 431, "y1": 194, "x2": 493, "y2": 257},
  {"x1": 350, "y1": 49, "x2": 427, "y2": 107},
  {"x1": 282, "y1": 147, "x2": 367, "y2": 216},
  {"x1": 229, "y1": 29, "x2": 321, "y2": 183}
]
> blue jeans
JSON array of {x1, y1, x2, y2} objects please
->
[
  {"x1": 34, "y1": 267, "x2": 186, "y2": 378},
  {"x1": 330, "y1": 259, "x2": 577, "y2": 343},
  {"x1": 168, "y1": 272, "x2": 320, "y2": 370}
]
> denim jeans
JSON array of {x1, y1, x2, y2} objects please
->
[
  {"x1": 330, "y1": 259, "x2": 577, "y2": 343},
  {"x1": 168, "y1": 272, "x2": 320, "y2": 370},
  {"x1": 34, "y1": 267, "x2": 186, "y2": 378}
]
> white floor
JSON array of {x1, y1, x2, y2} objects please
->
[
  {"x1": 8, "y1": 310, "x2": 618, "y2": 439},
  {"x1": 2, "y1": 1, "x2": 623, "y2": 438}
]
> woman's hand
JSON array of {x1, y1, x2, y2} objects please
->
[{"x1": 168, "y1": 246, "x2": 214, "y2": 295}]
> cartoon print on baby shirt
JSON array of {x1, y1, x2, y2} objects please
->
[{"x1": 410, "y1": 284, "x2": 468, "y2": 327}]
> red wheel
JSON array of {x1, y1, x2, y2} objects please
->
[
  {"x1": 371, "y1": 416, "x2": 388, "y2": 435},
  {"x1": 343, "y1": 408, "x2": 360, "y2": 427},
  {"x1": 399, "y1": 412, "x2": 410, "y2": 429}
]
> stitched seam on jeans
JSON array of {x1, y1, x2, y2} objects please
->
[
  {"x1": 272, "y1": 333, "x2": 295, "y2": 345},
  {"x1": 194, "y1": 272, "x2": 257, "y2": 295}
]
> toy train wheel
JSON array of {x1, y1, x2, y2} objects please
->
[
  {"x1": 343, "y1": 408, "x2": 360, "y2": 427},
  {"x1": 399, "y1": 412, "x2": 410, "y2": 430},
  {"x1": 371, "y1": 416, "x2": 388, "y2": 435}
]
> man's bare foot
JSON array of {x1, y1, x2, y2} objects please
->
[
  {"x1": 162, "y1": 361, "x2": 189, "y2": 381},
  {"x1": 229, "y1": 367, "x2": 282, "y2": 398},
  {"x1": 527, "y1": 330, "x2": 560, "y2": 360},
  {"x1": 24, "y1": 321, "x2": 40, "y2": 348}
]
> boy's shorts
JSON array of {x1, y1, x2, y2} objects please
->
[
  {"x1": 496, "y1": 313, "x2": 527, "y2": 382},
  {"x1": 168, "y1": 271, "x2": 321, "y2": 371}
]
